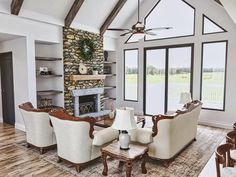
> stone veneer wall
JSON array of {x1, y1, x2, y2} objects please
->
[{"x1": 63, "y1": 27, "x2": 104, "y2": 115}]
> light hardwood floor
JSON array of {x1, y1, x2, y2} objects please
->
[{"x1": 0, "y1": 123, "x2": 74, "y2": 177}]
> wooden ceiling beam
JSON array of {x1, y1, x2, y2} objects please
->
[
  {"x1": 65, "y1": 0, "x2": 85, "y2": 27},
  {"x1": 215, "y1": 0, "x2": 223, "y2": 6},
  {"x1": 11, "y1": 0, "x2": 24, "y2": 15},
  {"x1": 100, "y1": 0, "x2": 127, "y2": 35}
]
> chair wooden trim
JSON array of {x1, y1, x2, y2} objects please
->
[
  {"x1": 215, "y1": 143, "x2": 233, "y2": 177},
  {"x1": 151, "y1": 100, "x2": 202, "y2": 137},
  {"x1": 226, "y1": 130, "x2": 236, "y2": 166},
  {"x1": 233, "y1": 123, "x2": 236, "y2": 130},
  {"x1": 49, "y1": 109, "x2": 96, "y2": 139},
  {"x1": 19, "y1": 102, "x2": 54, "y2": 113}
]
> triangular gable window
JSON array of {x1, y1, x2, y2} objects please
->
[
  {"x1": 144, "y1": 0, "x2": 195, "y2": 41},
  {"x1": 203, "y1": 15, "x2": 226, "y2": 34}
]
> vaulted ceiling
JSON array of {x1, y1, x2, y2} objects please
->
[{"x1": 0, "y1": 0, "x2": 234, "y2": 38}]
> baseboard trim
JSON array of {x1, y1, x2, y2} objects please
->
[
  {"x1": 198, "y1": 120, "x2": 232, "y2": 130},
  {"x1": 15, "y1": 123, "x2": 25, "y2": 132}
]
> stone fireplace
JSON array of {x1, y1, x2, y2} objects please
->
[{"x1": 72, "y1": 88, "x2": 110, "y2": 117}]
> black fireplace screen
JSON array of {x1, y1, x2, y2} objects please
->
[{"x1": 79, "y1": 95, "x2": 96, "y2": 115}]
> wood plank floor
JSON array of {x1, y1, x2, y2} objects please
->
[{"x1": 0, "y1": 123, "x2": 74, "y2": 177}]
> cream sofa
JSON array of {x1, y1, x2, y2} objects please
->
[
  {"x1": 19, "y1": 102, "x2": 57, "y2": 154},
  {"x1": 131, "y1": 100, "x2": 202, "y2": 162},
  {"x1": 49, "y1": 109, "x2": 119, "y2": 172}
]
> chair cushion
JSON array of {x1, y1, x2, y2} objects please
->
[
  {"x1": 231, "y1": 150, "x2": 236, "y2": 160},
  {"x1": 93, "y1": 127, "x2": 119, "y2": 146},
  {"x1": 130, "y1": 128, "x2": 153, "y2": 144},
  {"x1": 221, "y1": 167, "x2": 236, "y2": 177}
]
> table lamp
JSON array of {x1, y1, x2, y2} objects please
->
[
  {"x1": 179, "y1": 92, "x2": 192, "y2": 105},
  {"x1": 112, "y1": 107, "x2": 137, "y2": 150}
]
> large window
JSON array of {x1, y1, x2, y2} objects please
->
[
  {"x1": 144, "y1": 44, "x2": 193, "y2": 115},
  {"x1": 124, "y1": 49, "x2": 139, "y2": 101},
  {"x1": 145, "y1": 0, "x2": 195, "y2": 41},
  {"x1": 201, "y1": 41, "x2": 227, "y2": 110}
]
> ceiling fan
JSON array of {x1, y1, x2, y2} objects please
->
[{"x1": 107, "y1": 0, "x2": 172, "y2": 38}]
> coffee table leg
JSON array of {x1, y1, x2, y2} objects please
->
[
  {"x1": 102, "y1": 152, "x2": 108, "y2": 176},
  {"x1": 125, "y1": 161, "x2": 132, "y2": 177},
  {"x1": 141, "y1": 152, "x2": 148, "y2": 174}
]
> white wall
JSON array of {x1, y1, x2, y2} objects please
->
[
  {"x1": 117, "y1": 0, "x2": 236, "y2": 129},
  {"x1": 0, "y1": 13, "x2": 63, "y2": 131}
]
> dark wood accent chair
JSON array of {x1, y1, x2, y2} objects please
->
[
  {"x1": 215, "y1": 143, "x2": 236, "y2": 177},
  {"x1": 226, "y1": 130, "x2": 236, "y2": 166},
  {"x1": 18, "y1": 102, "x2": 57, "y2": 154}
]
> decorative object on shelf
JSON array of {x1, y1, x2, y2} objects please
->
[
  {"x1": 92, "y1": 67, "x2": 99, "y2": 75},
  {"x1": 78, "y1": 38, "x2": 95, "y2": 61},
  {"x1": 107, "y1": 100, "x2": 115, "y2": 119},
  {"x1": 39, "y1": 98, "x2": 53, "y2": 108},
  {"x1": 78, "y1": 63, "x2": 88, "y2": 75},
  {"x1": 39, "y1": 67, "x2": 53, "y2": 75},
  {"x1": 179, "y1": 92, "x2": 192, "y2": 105},
  {"x1": 104, "y1": 66, "x2": 112, "y2": 74},
  {"x1": 112, "y1": 107, "x2": 137, "y2": 150},
  {"x1": 104, "y1": 51, "x2": 108, "y2": 61}
]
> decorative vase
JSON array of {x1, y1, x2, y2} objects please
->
[
  {"x1": 109, "y1": 110, "x2": 115, "y2": 119},
  {"x1": 92, "y1": 70, "x2": 98, "y2": 75},
  {"x1": 104, "y1": 51, "x2": 108, "y2": 61}
]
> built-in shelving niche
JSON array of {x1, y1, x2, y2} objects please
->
[{"x1": 35, "y1": 42, "x2": 64, "y2": 109}]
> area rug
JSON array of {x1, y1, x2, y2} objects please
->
[{"x1": 16, "y1": 125, "x2": 227, "y2": 177}]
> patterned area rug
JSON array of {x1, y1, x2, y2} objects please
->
[{"x1": 17, "y1": 125, "x2": 227, "y2": 177}]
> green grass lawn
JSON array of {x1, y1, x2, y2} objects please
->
[{"x1": 125, "y1": 72, "x2": 225, "y2": 102}]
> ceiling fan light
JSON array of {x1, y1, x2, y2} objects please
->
[{"x1": 133, "y1": 32, "x2": 145, "y2": 40}]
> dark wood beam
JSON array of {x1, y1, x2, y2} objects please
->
[
  {"x1": 100, "y1": 0, "x2": 127, "y2": 35},
  {"x1": 65, "y1": 0, "x2": 85, "y2": 27},
  {"x1": 215, "y1": 0, "x2": 223, "y2": 6},
  {"x1": 11, "y1": 0, "x2": 24, "y2": 15}
]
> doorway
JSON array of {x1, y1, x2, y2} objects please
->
[{"x1": 0, "y1": 52, "x2": 15, "y2": 125}]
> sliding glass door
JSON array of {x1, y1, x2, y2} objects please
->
[{"x1": 144, "y1": 44, "x2": 193, "y2": 115}]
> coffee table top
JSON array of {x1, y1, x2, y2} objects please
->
[
  {"x1": 101, "y1": 141, "x2": 148, "y2": 160},
  {"x1": 95, "y1": 116, "x2": 146, "y2": 128}
]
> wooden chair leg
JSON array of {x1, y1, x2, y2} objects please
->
[
  {"x1": 39, "y1": 148, "x2": 45, "y2": 155},
  {"x1": 26, "y1": 143, "x2": 30, "y2": 148},
  {"x1": 57, "y1": 157, "x2": 62, "y2": 163},
  {"x1": 75, "y1": 165, "x2": 82, "y2": 173}
]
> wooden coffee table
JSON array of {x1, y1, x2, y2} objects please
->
[
  {"x1": 95, "y1": 116, "x2": 146, "y2": 128},
  {"x1": 101, "y1": 141, "x2": 149, "y2": 177}
]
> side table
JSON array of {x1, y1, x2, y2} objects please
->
[{"x1": 101, "y1": 141, "x2": 148, "y2": 177}]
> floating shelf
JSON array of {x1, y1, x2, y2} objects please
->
[
  {"x1": 70, "y1": 75, "x2": 106, "y2": 81},
  {"x1": 37, "y1": 74, "x2": 63, "y2": 78},
  {"x1": 104, "y1": 74, "x2": 116, "y2": 77},
  {"x1": 36, "y1": 57, "x2": 62, "y2": 61},
  {"x1": 37, "y1": 90, "x2": 63, "y2": 96},
  {"x1": 104, "y1": 86, "x2": 116, "y2": 90},
  {"x1": 102, "y1": 97, "x2": 116, "y2": 101},
  {"x1": 103, "y1": 61, "x2": 116, "y2": 64}
]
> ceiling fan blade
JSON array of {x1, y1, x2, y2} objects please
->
[
  {"x1": 120, "y1": 31, "x2": 132, "y2": 36},
  {"x1": 146, "y1": 27, "x2": 173, "y2": 32},
  {"x1": 107, "y1": 28, "x2": 131, "y2": 31},
  {"x1": 145, "y1": 31, "x2": 157, "y2": 36}
]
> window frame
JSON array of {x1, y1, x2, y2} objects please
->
[
  {"x1": 124, "y1": 48, "x2": 139, "y2": 102},
  {"x1": 200, "y1": 40, "x2": 228, "y2": 111},
  {"x1": 202, "y1": 14, "x2": 227, "y2": 35},
  {"x1": 143, "y1": 43, "x2": 194, "y2": 115},
  {"x1": 143, "y1": 0, "x2": 196, "y2": 42}
]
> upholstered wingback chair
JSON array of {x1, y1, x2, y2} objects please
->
[
  {"x1": 49, "y1": 109, "x2": 119, "y2": 172},
  {"x1": 19, "y1": 102, "x2": 57, "y2": 154}
]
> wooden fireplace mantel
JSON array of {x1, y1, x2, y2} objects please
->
[{"x1": 70, "y1": 75, "x2": 106, "y2": 81}]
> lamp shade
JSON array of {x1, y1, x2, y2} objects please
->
[
  {"x1": 179, "y1": 92, "x2": 192, "y2": 104},
  {"x1": 112, "y1": 107, "x2": 137, "y2": 131}
]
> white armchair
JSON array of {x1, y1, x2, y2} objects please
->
[
  {"x1": 18, "y1": 102, "x2": 57, "y2": 154},
  {"x1": 49, "y1": 109, "x2": 119, "y2": 172}
]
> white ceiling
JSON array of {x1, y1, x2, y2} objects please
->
[
  {"x1": 0, "y1": 33, "x2": 21, "y2": 42},
  {"x1": 0, "y1": 0, "x2": 143, "y2": 37},
  {"x1": 220, "y1": 0, "x2": 236, "y2": 24}
]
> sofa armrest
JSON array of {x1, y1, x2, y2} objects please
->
[
  {"x1": 93, "y1": 127, "x2": 119, "y2": 146},
  {"x1": 130, "y1": 128, "x2": 153, "y2": 144}
]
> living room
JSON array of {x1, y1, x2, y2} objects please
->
[{"x1": 0, "y1": 0, "x2": 236, "y2": 176}]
